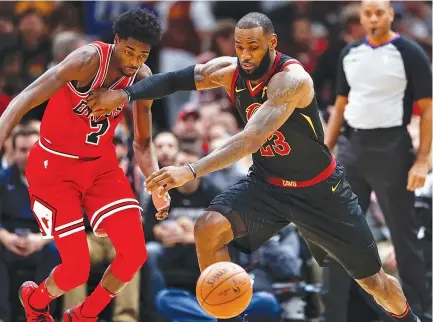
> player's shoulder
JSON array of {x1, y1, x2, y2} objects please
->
[
  {"x1": 392, "y1": 35, "x2": 428, "y2": 58},
  {"x1": 60, "y1": 42, "x2": 100, "y2": 73},
  {"x1": 135, "y1": 64, "x2": 153, "y2": 81}
]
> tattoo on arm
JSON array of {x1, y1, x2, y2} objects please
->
[
  {"x1": 254, "y1": 70, "x2": 313, "y2": 134},
  {"x1": 194, "y1": 57, "x2": 236, "y2": 90},
  {"x1": 189, "y1": 69, "x2": 314, "y2": 178},
  {"x1": 268, "y1": 71, "x2": 306, "y2": 107}
]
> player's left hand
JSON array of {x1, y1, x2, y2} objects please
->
[
  {"x1": 146, "y1": 166, "x2": 195, "y2": 197},
  {"x1": 152, "y1": 192, "x2": 171, "y2": 221},
  {"x1": 407, "y1": 158, "x2": 429, "y2": 191}
]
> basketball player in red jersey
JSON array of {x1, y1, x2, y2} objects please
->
[
  {"x1": 90, "y1": 12, "x2": 421, "y2": 322},
  {"x1": 0, "y1": 9, "x2": 170, "y2": 321}
]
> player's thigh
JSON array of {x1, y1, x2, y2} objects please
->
[
  {"x1": 83, "y1": 167, "x2": 142, "y2": 237},
  {"x1": 29, "y1": 182, "x2": 85, "y2": 240},
  {"x1": 293, "y1": 175, "x2": 381, "y2": 279},
  {"x1": 206, "y1": 174, "x2": 291, "y2": 254}
]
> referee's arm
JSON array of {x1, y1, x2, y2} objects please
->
[
  {"x1": 405, "y1": 42, "x2": 432, "y2": 191},
  {"x1": 325, "y1": 48, "x2": 350, "y2": 151}
]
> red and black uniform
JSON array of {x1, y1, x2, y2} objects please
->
[{"x1": 207, "y1": 52, "x2": 381, "y2": 280}]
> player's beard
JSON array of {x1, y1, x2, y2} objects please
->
[{"x1": 237, "y1": 48, "x2": 272, "y2": 81}]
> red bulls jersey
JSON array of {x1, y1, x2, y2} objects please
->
[{"x1": 39, "y1": 41, "x2": 137, "y2": 159}]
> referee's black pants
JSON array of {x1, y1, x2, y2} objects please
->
[{"x1": 322, "y1": 126, "x2": 428, "y2": 322}]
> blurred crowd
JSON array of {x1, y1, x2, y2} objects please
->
[{"x1": 0, "y1": 1, "x2": 431, "y2": 322}]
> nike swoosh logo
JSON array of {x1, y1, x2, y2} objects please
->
[
  {"x1": 235, "y1": 87, "x2": 246, "y2": 93},
  {"x1": 332, "y1": 180, "x2": 342, "y2": 192}
]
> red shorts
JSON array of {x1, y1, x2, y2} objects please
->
[{"x1": 26, "y1": 141, "x2": 141, "y2": 239}]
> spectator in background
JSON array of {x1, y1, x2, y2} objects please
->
[
  {"x1": 17, "y1": 10, "x2": 51, "y2": 82},
  {"x1": 15, "y1": 9, "x2": 52, "y2": 123},
  {"x1": 0, "y1": 125, "x2": 20, "y2": 171},
  {"x1": 14, "y1": 1, "x2": 57, "y2": 18},
  {"x1": 0, "y1": 14, "x2": 17, "y2": 53},
  {"x1": 156, "y1": 1, "x2": 216, "y2": 127},
  {"x1": 172, "y1": 103, "x2": 203, "y2": 154},
  {"x1": 313, "y1": 3, "x2": 365, "y2": 117},
  {"x1": 0, "y1": 126, "x2": 59, "y2": 322},
  {"x1": 154, "y1": 131, "x2": 179, "y2": 169},
  {"x1": 194, "y1": 19, "x2": 237, "y2": 111},
  {"x1": 47, "y1": 3, "x2": 83, "y2": 39},
  {"x1": 49, "y1": 31, "x2": 87, "y2": 69},
  {"x1": 398, "y1": 2, "x2": 432, "y2": 51},
  {"x1": 207, "y1": 136, "x2": 247, "y2": 191}
]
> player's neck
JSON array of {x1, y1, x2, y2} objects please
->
[
  {"x1": 249, "y1": 50, "x2": 277, "y2": 87},
  {"x1": 367, "y1": 30, "x2": 396, "y2": 47},
  {"x1": 104, "y1": 55, "x2": 123, "y2": 88}
]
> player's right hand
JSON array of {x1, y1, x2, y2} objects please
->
[
  {"x1": 88, "y1": 88, "x2": 129, "y2": 118},
  {"x1": 152, "y1": 190, "x2": 171, "y2": 220}
]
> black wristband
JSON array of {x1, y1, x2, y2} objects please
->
[
  {"x1": 122, "y1": 88, "x2": 131, "y2": 102},
  {"x1": 187, "y1": 164, "x2": 197, "y2": 178},
  {"x1": 124, "y1": 65, "x2": 196, "y2": 102}
]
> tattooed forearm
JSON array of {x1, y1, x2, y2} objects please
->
[
  {"x1": 193, "y1": 56, "x2": 236, "y2": 90},
  {"x1": 191, "y1": 131, "x2": 255, "y2": 177}
]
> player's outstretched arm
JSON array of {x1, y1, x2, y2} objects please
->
[
  {"x1": 0, "y1": 46, "x2": 98, "y2": 147},
  {"x1": 132, "y1": 65, "x2": 170, "y2": 220},
  {"x1": 88, "y1": 56, "x2": 236, "y2": 117},
  {"x1": 144, "y1": 67, "x2": 314, "y2": 195}
]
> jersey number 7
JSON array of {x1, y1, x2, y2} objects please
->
[{"x1": 86, "y1": 118, "x2": 110, "y2": 145}]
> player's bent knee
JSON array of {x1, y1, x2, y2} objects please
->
[
  {"x1": 194, "y1": 211, "x2": 234, "y2": 249},
  {"x1": 356, "y1": 269, "x2": 387, "y2": 295},
  {"x1": 54, "y1": 258, "x2": 91, "y2": 291}
]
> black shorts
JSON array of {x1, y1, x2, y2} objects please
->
[{"x1": 206, "y1": 162, "x2": 381, "y2": 280}]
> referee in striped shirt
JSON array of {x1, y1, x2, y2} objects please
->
[{"x1": 325, "y1": 0, "x2": 432, "y2": 321}]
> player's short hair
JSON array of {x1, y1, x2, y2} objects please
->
[
  {"x1": 236, "y1": 12, "x2": 274, "y2": 35},
  {"x1": 113, "y1": 8, "x2": 162, "y2": 46},
  {"x1": 12, "y1": 126, "x2": 40, "y2": 150}
]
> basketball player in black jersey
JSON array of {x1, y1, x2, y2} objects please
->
[{"x1": 89, "y1": 12, "x2": 420, "y2": 322}]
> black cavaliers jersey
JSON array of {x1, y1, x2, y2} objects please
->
[{"x1": 230, "y1": 52, "x2": 332, "y2": 182}]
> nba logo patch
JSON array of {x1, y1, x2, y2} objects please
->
[{"x1": 44, "y1": 160, "x2": 48, "y2": 169}]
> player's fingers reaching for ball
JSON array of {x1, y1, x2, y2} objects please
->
[
  {"x1": 157, "y1": 185, "x2": 172, "y2": 198},
  {"x1": 146, "y1": 168, "x2": 166, "y2": 185},
  {"x1": 156, "y1": 209, "x2": 169, "y2": 221},
  {"x1": 148, "y1": 176, "x2": 172, "y2": 195},
  {"x1": 146, "y1": 171, "x2": 170, "y2": 193}
]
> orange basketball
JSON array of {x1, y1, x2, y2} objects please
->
[{"x1": 196, "y1": 262, "x2": 253, "y2": 319}]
